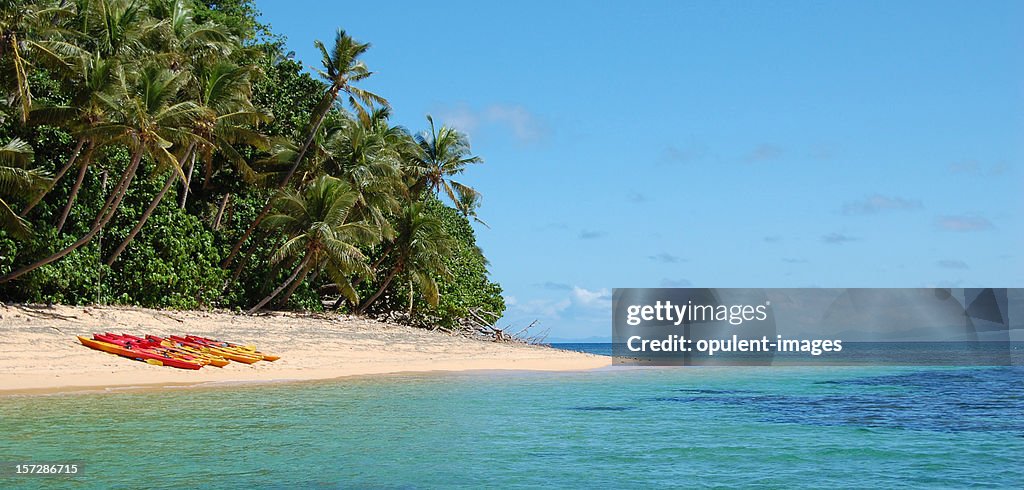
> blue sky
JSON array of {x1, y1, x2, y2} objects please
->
[{"x1": 257, "y1": 1, "x2": 1023, "y2": 340}]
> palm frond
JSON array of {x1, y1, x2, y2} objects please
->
[{"x1": 0, "y1": 198, "x2": 32, "y2": 238}]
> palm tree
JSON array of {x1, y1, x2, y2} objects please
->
[
  {"x1": 411, "y1": 115, "x2": 483, "y2": 218},
  {"x1": 0, "y1": 138, "x2": 49, "y2": 238},
  {"x1": 21, "y1": 0, "x2": 158, "y2": 228},
  {"x1": 86, "y1": 0, "x2": 151, "y2": 60},
  {"x1": 247, "y1": 175, "x2": 379, "y2": 313},
  {"x1": 105, "y1": 61, "x2": 267, "y2": 265},
  {"x1": 0, "y1": 0, "x2": 34, "y2": 124},
  {"x1": 144, "y1": 0, "x2": 233, "y2": 71},
  {"x1": 322, "y1": 105, "x2": 412, "y2": 240},
  {"x1": 0, "y1": 64, "x2": 201, "y2": 283},
  {"x1": 356, "y1": 201, "x2": 454, "y2": 314},
  {"x1": 20, "y1": 52, "x2": 115, "y2": 222},
  {"x1": 223, "y1": 28, "x2": 387, "y2": 268},
  {"x1": 182, "y1": 61, "x2": 268, "y2": 205}
]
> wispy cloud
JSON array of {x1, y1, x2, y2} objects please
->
[
  {"x1": 949, "y1": 160, "x2": 1009, "y2": 177},
  {"x1": 485, "y1": 105, "x2": 545, "y2": 143},
  {"x1": 935, "y1": 215, "x2": 993, "y2": 232},
  {"x1": 572, "y1": 286, "x2": 611, "y2": 309},
  {"x1": 648, "y1": 252, "x2": 685, "y2": 263},
  {"x1": 660, "y1": 143, "x2": 708, "y2": 165},
  {"x1": 508, "y1": 298, "x2": 571, "y2": 318},
  {"x1": 782, "y1": 258, "x2": 808, "y2": 264},
  {"x1": 578, "y1": 230, "x2": 605, "y2": 240},
  {"x1": 507, "y1": 286, "x2": 613, "y2": 320},
  {"x1": 627, "y1": 191, "x2": 649, "y2": 203},
  {"x1": 936, "y1": 259, "x2": 969, "y2": 269},
  {"x1": 433, "y1": 103, "x2": 546, "y2": 144},
  {"x1": 763, "y1": 235, "x2": 782, "y2": 243},
  {"x1": 743, "y1": 143, "x2": 784, "y2": 163},
  {"x1": 842, "y1": 194, "x2": 922, "y2": 215},
  {"x1": 822, "y1": 232, "x2": 857, "y2": 244}
]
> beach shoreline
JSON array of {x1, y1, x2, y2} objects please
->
[{"x1": 0, "y1": 304, "x2": 610, "y2": 396}]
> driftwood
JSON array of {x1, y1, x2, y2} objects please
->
[
  {"x1": 460, "y1": 308, "x2": 546, "y2": 345},
  {"x1": 369, "y1": 306, "x2": 547, "y2": 345}
]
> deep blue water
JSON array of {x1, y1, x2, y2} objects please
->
[{"x1": 551, "y1": 342, "x2": 614, "y2": 356}]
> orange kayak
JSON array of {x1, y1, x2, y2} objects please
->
[
  {"x1": 77, "y1": 336, "x2": 203, "y2": 370},
  {"x1": 185, "y1": 335, "x2": 280, "y2": 362}
]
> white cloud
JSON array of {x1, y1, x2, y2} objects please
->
[
  {"x1": 484, "y1": 105, "x2": 544, "y2": 143},
  {"x1": 572, "y1": 286, "x2": 611, "y2": 309},
  {"x1": 505, "y1": 285, "x2": 611, "y2": 320},
  {"x1": 433, "y1": 103, "x2": 546, "y2": 144},
  {"x1": 509, "y1": 298, "x2": 571, "y2": 318},
  {"x1": 936, "y1": 215, "x2": 994, "y2": 232},
  {"x1": 435, "y1": 104, "x2": 480, "y2": 134}
]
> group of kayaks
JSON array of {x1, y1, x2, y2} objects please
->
[{"x1": 77, "y1": 333, "x2": 279, "y2": 370}]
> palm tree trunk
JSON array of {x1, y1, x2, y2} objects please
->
[
  {"x1": 277, "y1": 262, "x2": 312, "y2": 307},
  {"x1": 178, "y1": 154, "x2": 195, "y2": 208},
  {"x1": 202, "y1": 155, "x2": 213, "y2": 190},
  {"x1": 407, "y1": 279, "x2": 414, "y2": 314},
  {"x1": 90, "y1": 150, "x2": 143, "y2": 229},
  {"x1": 356, "y1": 262, "x2": 401, "y2": 314},
  {"x1": 247, "y1": 255, "x2": 311, "y2": 314},
  {"x1": 20, "y1": 137, "x2": 86, "y2": 216},
  {"x1": 105, "y1": 173, "x2": 174, "y2": 265},
  {"x1": 55, "y1": 142, "x2": 94, "y2": 233},
  {"x1": 0, "y1": 148, "x2": 144, "y2": 283},
  {"x1": 213, "y1": 192, "x2": 230, "y2": 230},
  {"x1": 107, "y1": 144, "x2": 195, "y2": 265},
  {"x1": 222, "y1": 85, "x2": 339, "y2": 268},
  {"x1": 332, "y1": 242, "x2": 394, "y2": 310}
]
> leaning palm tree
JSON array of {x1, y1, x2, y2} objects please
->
[
  {"x1": 356, "y1": 201, "x2": 454, "y2": 314},
  {"x1": 182, "y1": 61, "x2": 268, "y2": 204},
  {"x1": 21, "y1": 0, "x2": 158, "y2": 227},
  {"x1": 20, "y1": 52, "x2": 116, "y2": 223},
  {"x1": 105, "y1": 61, "x2": 267, "y2": 265},
  {"x1": 224, "y1": 28, "x2": 387, "y2": 267},
  {"x1": 411, "y1": 115, "x2": 483, "y2": 217},
  {"x1": 0, "y1": 0, "x2": 79, "y2": 124},
  {"x1": 0, "y1": 65, "x2": 201, "y2": 283},
  {"x1": 247, "y1": 175, "x2": 379, "y2": 313},
  {"x1": 0, "y1": 138, "x2": 49, "y2": 238},
  {"x1": 0, "y1": 0, "x2": 34, "y2": 124}
]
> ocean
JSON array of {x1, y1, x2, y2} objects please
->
[{"x1": 1, "y1": 344, "x2": 1021, "y2": 488}]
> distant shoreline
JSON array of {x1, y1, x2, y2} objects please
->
[{"x1": 0, "y1": 304, "x2": 610, "y2": 396}]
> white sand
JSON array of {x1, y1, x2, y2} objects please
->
[{"x1": 0, "y1": 304, "x2": 610, "y2": 395}]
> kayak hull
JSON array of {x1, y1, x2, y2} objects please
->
[{"x1": 77, "y1": 336, "x2": 203, "y2": 370}]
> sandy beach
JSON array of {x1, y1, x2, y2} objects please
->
[{"x1": 0, "y1": 304, "x2": 610, "y2": 395}]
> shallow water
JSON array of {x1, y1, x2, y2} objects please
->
[{"x1": 1, "y1": 364, "x2": 1021, "y2": 488}]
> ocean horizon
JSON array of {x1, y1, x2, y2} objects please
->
[{"x1": 553, "y1": 341, "x2": 1024, "y2": 365}]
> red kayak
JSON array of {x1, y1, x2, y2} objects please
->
[
  {"x1": 86, "y1": 334, "x2": 203, "y2": 370},
  {"x1": 97, "y1": 333, "x2": 211, "y2": 366}
]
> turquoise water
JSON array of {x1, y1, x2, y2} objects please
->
[{"x1": 1, "y1": 365, "x2": 1022, "y2": 488}]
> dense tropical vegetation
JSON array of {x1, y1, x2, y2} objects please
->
[{"x1": 0, "y1": 0, "x2": 504, "y2": 327}]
